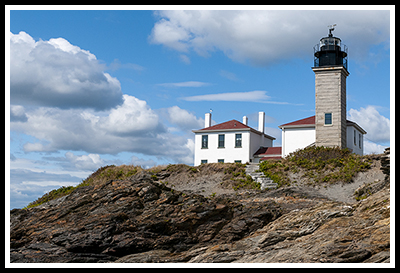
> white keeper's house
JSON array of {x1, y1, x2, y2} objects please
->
[
  {"x1": 192, "y1": 26, "x2": 366, "y2": 166},
  {"x1": 192, "y1": 112, "x2": 280, "y2": 166}
]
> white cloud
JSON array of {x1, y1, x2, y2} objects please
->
[
  {"x1": 348, "y1": 106, "x2": 390, "y2": 144},
  {"x1": 130, "y1": 155, "x2": 157, "y2": 169},
  {"x1": 149, "y1": 10, "x2": 389, "y2": 66},
  {"x1": 363, "y1": 140, "x2": 388, "y2": 155},
  {"x1": 10, "y1": 105, "x2": 28, "y2": 122},
  {"x1": 10, "y1": 31, "x2": 123, "y2": 110},
  {"x1": 11, "y1": 95, "x2": 163, "y2": 153},
  {"x1": 65, "y1": 152, "x2": 105, "y2": 171},
  {"x1": 150, "y1": 17, "x2": 192, "y2": 52},
  {"x1": 10, "y1": 168, "x2": 82, "y2": 209},
  {"x1": 10, "y1": 95, "x2": 196, "y2": 164},
  {"x1": 157, "y1": 81, "x2": 210, "y2": 88},
  {"x1": 164, "y1": 105, "x2": 204, "y2": 132},
  {"x1": 98, "y1": 94, "x2": 163, "y2": 136},
  {"x1": 181, "y1": 90, "x2": 272, "y2": 102}
]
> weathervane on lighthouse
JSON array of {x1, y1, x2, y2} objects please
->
[{"x1": 328, "y1": 24, "x2": 337, "y2": 37}]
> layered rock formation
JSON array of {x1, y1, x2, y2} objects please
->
[
  {"x1": 10, "y1": 162, "x2": 390, "y2": 263},
  {"x1": 10, "y1": 171, "x2": 285, "y2": 263}
]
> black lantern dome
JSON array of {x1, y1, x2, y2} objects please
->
[{"x1": 313, "y1": 24, "x2": 348, "y2": 70}]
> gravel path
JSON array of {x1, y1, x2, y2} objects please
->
[{"x1": 292, "y1": 158, "x2": 385, "y2": 203}]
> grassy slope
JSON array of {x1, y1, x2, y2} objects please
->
[
  {"x1": 259, "y1": 146, "x2": 373, "y2": 188},
  {"x1": 24, "y1": 162, "x2": 257, "y2": 209},
  {"x1": 24, "y1": 146, "x2": 375, "y2": 209}
]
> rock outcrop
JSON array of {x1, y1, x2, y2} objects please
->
[
  {"x1": 380, "y1": 147, "x2": 390, "y2": 177},
  {"x1": 10, "y1": 171, "x2": 284, "y2": 263},
  {"x1": 10, "y1": 162, "x2": 390, "y2": 263},
  {"x1": 184, "y1": 186, "x2": 390, "y2": 263}
]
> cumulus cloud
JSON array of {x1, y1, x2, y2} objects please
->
[
  {"x1": 363, "y1": 141, "x2": 388, "y2": 155},
  {"x1": 348, "y1": 106, "x2": 390, "y2": 144},
  {"x1": 163, "y1": 105, "x2": 204, "y2": 132},
  {"x1": 10, "y1": 95, "x2": 196, "y2": 164},
  {"x1": 65, "y1": 152, "x2": 105, "y2": 171},
  {"x1": 98, "y1": 95, "x2": 164, "y2": 136},
  {"x1": 10, "y1": 105, "x2": 28, "y2": 122},
  {"x1": 149, "y1": 10, "x2": 389, "y2": 66},
  {"x1": 11, "y1": 95, "x2": 162, "y2": 153},
  {"x1": 10, "y1": 31, "x2": 123, "y2": 110}
]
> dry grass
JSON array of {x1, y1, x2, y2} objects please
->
[
  {"x1": 259, "y1": 146, "x2": 372, "y2": 188},
  {"x1": 25, "y1": 162, "x2": 259, "y2": 209}
]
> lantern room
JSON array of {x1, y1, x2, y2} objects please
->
[{"x1": 313, "y1": 24, "x2": 348, "y2": 70}]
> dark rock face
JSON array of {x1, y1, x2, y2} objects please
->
[
  {"x1": 380, "y1": 147, "x2": 390, "y2": 176},
  {"x1": 10, "y1": 171, "x2": 282, "y2": 263},
  {"x1": 10, "y1": 169, "x2": 390, "y2": 263},
  {"x1": 184, "y1": 186, "x2": 390, "y2": 263}
]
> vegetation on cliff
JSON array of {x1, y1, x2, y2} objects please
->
[
  {"x1": 10, "y1": 147, "x2": 390, "y2": 263},
  {"x1": 25, "y1": 162, "x2": 258, "y2": 209},
  {"x1": 259, "y1": 146, "x2": 372, "y2": 188},
  {"x1": 26, "y1": 146, "x2": 374, "y2": 209}
]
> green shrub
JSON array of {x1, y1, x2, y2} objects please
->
[{"x1": 259, "y1": 146, "x2": 371, "y2": 188}]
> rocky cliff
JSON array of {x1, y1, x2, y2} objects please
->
[{"x1": 10, "y1": 158, "x2": 390, "y2": 263}]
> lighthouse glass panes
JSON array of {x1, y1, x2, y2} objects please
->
[
  {"x1": 320, "y1": 37, "x2": 341, "y2": 49},
  {"x1": 314, "y1": 36, "x2": 348, "y2": 70}
]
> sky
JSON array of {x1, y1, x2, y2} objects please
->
[{"x1": 7, "y1": 7, "x2": 392, "y2": 209}]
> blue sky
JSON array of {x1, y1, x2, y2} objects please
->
[{"x1": 7, "y1": 7, "x2": 392, "y2": 208}]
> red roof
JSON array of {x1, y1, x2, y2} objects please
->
[
  {"x1": 279, "y1": 116, "x2": 315, "y2": 128},
  {"x1": 194, "y1": 119, "x2": 276, "y2": 140},
  {"x1": 278, "y1": 115, "x2": 366, "y2": 134},
  {"x1": 198, "y1": 119, "x2": 250, "y2": 131},
  {"x1": 260, "y1": 156, "x2": 282, "y2": 161},
  {"x1": 254, "y1": 146, "x2": 282, "y2": 156}
]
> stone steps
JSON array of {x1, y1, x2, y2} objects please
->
[{"x1": 245, "y1": 163, "x2": 277, "y2": 190}]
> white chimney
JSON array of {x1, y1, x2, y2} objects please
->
[
  {"x1": 205, "y1": 113, "x2": 212, "y2": 128},
  {"x1": 258, "y1": 112, "x2": 265, "y2": 133},
  {"x1": 243, "y1": 116, "x2": 248, "y2": 126}
]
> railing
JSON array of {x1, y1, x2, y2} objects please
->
[{"x1": 313, "y1": 43, "x2": 348, "y2": 71}]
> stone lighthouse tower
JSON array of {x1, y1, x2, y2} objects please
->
[{"x1": 312, "y1": 25, "x2": 349, "y2": 149}]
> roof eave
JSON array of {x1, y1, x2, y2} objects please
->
[
  {"x1": 346, "y1": 121, "x2": 367, "y2": 135},
  {"x1": 249, "y1": 128, "x2": 276, "y2": 140},
  {"x1": 192, "y1": 128, "x2": 251, "y2": 133},
  {"x1": 278, "y1": 124, "x2": 316, "y2": 129},
  {"x1": 193, "y1": 127, "x2": 276, "y2": 140}
]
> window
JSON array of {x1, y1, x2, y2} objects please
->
[
  {"x1": 354, "y1": 130, "x2": 357, "y2": 145},
  {"x1": 202, "y1": 135, "x2": 208, "y2": 149},
  {"x1": 201, "y1": 160, "x2": 208, "y2": 164},
  {"x1": 234, "y1": 160, "x2": 242, "y2": 163},
  {"x1": 359, "y1": 133, "x2": 362, "y2": 148},
  {"x1": 218, "y1": 159, "x2": 224, "y2": 163},
  {"x1": 324, "y1": 113, "x2": 332, "y2": 125},
  {"x1": 235, "y1": 133, "x2": 242, "y2": 148},
  {"x1": 218, "y1": 134, "x2": 225, "y2": 148}
]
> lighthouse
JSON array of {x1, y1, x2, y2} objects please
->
[{"x1": 312, "y1": 25, "x2": 349, "y2": 149}]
